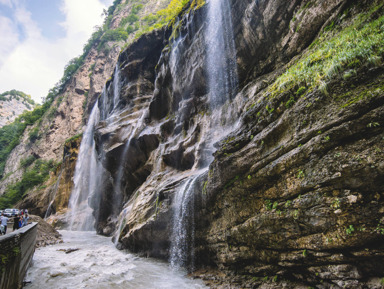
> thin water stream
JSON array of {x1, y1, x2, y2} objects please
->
[{"x1": 25, "y1": 230, "x2": 207, "y2": 289}]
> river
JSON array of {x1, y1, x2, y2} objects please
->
[{"x1": 24, "y1": 230, "x2": 208, "y2": 289}]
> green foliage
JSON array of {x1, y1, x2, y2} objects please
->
[
  {"x1": 134, "y1": 0, "x2": 205, "y2": 39},
  {"x1": 107, "y1": 0, "x2": 123, "y2": 16},
  {"x1": 20, "y1": 155, "x2": 37, "y2": 168},
  {"x1": 98, "y1": 28, "x2": 129, "y2": 51},
  {"x1": 0, "y1": 90, "x2": 36, "y2": 105},
  {"x1": 296, "y1": 86, "x2": 307, "y2": 96},
  {"x1": 346, "y1": 224, "x2": 355, "y2": 235},
  {"x1": 126, "y1": 25, "x2": 137, "y2": 34},
  {"x1": 65, "y1": 133, "x2": 83, "y2": 144},
  {"x1": 297, "y1": 169, "x2": 305, "y2": 179},
  {"x1": 202, "y1": 180, "x2": 208, "y2": 195},
  {"x1": 0, "y1": 159, "x2": 56, "y2": 209},
  {"x1": 28, "y1": 127, "x2": 40, "y2": 143},
  {"x1": 132, "y1": 4, "x2": 143, "y2": 14},
  {"x1": 285, "y1": 95, "x2": 296, "y2": 108},
  {"x1": 265, "y1": 105, "x2": 274, "y2": 114},
  {"x1": 267, "y1": 9, "x2": 384, "y2": 99},
  {"x1": 367, "y1": 122, "x2": 380, "y2": 128},
  {"x1": 0, "y1": 119, "x2": 27, "y2": 178},
  {"x1": 265, "y1": 199, "x2": 278, "y2": 210}
]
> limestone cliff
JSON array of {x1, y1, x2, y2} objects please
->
[
  {"x1": 84, "y1": 0, "x2": 384, "y2": 287},
  {"x1": 0, "y1": 0, "x2": 172, "y2": 215},
  {"x1": 0, "y1": 90, "x2": 36, "y2": 127},
  {"x1": 2, "y1": 0, "x2": 383, "y2": 287}
]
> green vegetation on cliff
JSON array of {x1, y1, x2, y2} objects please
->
[
  {"x1": 132, "y1": 0, "x2": 205, "y2": 39},
  {"x1": 0, "y1": 101, "x2": 52, "y2": 179},
  {"x1": 0, "y1": 90, "x2": 36, "y2": 106},
  {"x1": 267, "y1": 4, "x2": 384, "y2": 99},
  {"x1": 0, "y1": 159, "x2": 56, "y2": 209}
]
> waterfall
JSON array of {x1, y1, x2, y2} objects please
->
[
  {"x1": 113, "y1": 63, "x2": 121, "y2": 111},
  {"x1": 100, "y1": 87, "x2": 108, "y2": 121},
  {"x1": 170, "y1": 176, "x2": 199, "y2": 271},
  {"x1": 67, "y1": 100, "x2": 102, "y2": 231},
  {"x1": 206, "y1": 0, "x2": 238, "y2": 107},
  {"x1": 169, "y1": 0, "x2": 238, "y2": 270},
  {"x1": 112, "y1": 113, "x2": 146, "y2": 218}
]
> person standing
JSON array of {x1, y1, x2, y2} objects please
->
[
  {"x1": 18, "y1": 214, "x2": 23, "y2": 228},
  {"x1": 22, "y1": 213, "x2": 29, "y2": 227},
  {"x1": 1, "y1": 213, "x2": 9, "y2": 234},
  {"x1": 13, "y1": 214, "x2": 20, "y2": 231}
]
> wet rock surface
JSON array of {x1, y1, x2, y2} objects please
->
[
  {"x1": 90, "y1": 0, "x2": 384, "y2": 287},
  {"x1": 6, "y1": 0, "x2": 381, "y2": 287}
]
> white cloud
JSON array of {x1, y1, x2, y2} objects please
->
[
  {"x1": 0, "y1": 0, "x2": 110, "y2": 103},
  {"x1": 0, "y1": 16, "x2": 19, "y2": 67},
  {"x1": 59, "y1": 0, "x2": 106, "y2": 56},
  {"x1": 0, "y1": 0, "x2": 12, "y2": 7}
]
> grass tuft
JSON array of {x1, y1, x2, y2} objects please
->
[{"x1": 266, "y1": 7, "x2": 384, "y2": 99}]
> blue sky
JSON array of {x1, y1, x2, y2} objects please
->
[{"x1": 0, "y1": 0, "x2": 113, "y2": 103}]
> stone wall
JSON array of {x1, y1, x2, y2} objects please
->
[{"x1": 0, "y1": 223, "x2": 38, "y2": 289}]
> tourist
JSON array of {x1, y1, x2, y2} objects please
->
[
  {"x1": 23, "y1": 213, "x2": 30, "y2": 227},
  {"x1": 13, "y1": 214, "x2": 20, "y2": 231},
  {"x1": 18, "y1": 214, "x2": 23, "y2": 228},
  {"x1": 0, "y1": 212, "x2": 9, "y2": 234}
]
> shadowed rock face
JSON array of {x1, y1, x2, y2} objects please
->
[{"x1": 92, "y1": 0, "x2": 384, "y2": 287}]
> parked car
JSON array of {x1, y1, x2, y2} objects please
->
[
  {"x1": 12, "y1": 209, "x2": 19, "y2": 216},
  {"x1": 3, "y1": 208, "x2": 13, "y2": 217}
]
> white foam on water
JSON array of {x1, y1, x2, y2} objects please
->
[{"x1": 25, "y1": 230, "x2": 208, "y2": 289}]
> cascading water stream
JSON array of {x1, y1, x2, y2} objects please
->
[
  {"x1": 169, "y1": 0, "x2": 238, "y2": 270},
  {"x1": 112, "y1": 63, "x2": 121, "y2": 111},
  {"x1": 112, "y1": 113, "x2": 146, "y2": 220},
  {"x1": 44, "y1": 161, "x2": 65, "y2": 219},
  {"x1": 170, "y1": 176, "x2": 199, "y2": 270},
  {"x1": 206, "y1": 0, "x2": 238, "y2": 107},
  {"x1": 67, "y1": 100, "x2": 102, "y2": 231}
]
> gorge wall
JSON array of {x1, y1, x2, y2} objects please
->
[
  {"x1": 75, "y1": 0, "x2": 384, "y2": 287},
  {"x1": 0, "y1": 0, "x2": 172, "y2": 217},
  {"x1": 2, "y1": 0, "x2": 383, "y2": 288}
]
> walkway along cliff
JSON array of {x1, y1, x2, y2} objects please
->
[
  {"x1": 5, "y1": 0, "x2": 384, "y2": 288},
  {"x1": 0, "y1": 223, "x2": 38, "y2": 289}
]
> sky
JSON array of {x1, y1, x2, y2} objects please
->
[{"x1": 0, "y1": 0, "x2": 113, "y2": 103}]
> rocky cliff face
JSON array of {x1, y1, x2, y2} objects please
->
[
  {"x1": 84, "y1": 0, "x2": 384, "y2": 287},
  {"x1": 0, "y1": 91, "x2": 36, "y2": 127},
  {"x1": 3, "y1": 0, "x2": 383, "y2": 287},
  {"x1": 0, "y1": 0, "x2": 173, "y2": 215}
]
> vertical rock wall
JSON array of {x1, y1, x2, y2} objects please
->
[{"x1": 92, "y1": 0, "x2": 384, "y2": 287}]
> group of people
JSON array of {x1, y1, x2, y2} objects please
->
[{"x1": 0, "y1": 209, "x2": 30, "y2": 235}]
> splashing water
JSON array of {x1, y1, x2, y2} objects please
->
[
  {"x1": 67, "y1": 101, "x2": 102, "y2": 231},
  {"x1": 25, "y1": 230, "x2": 208, "y2": 289}
]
